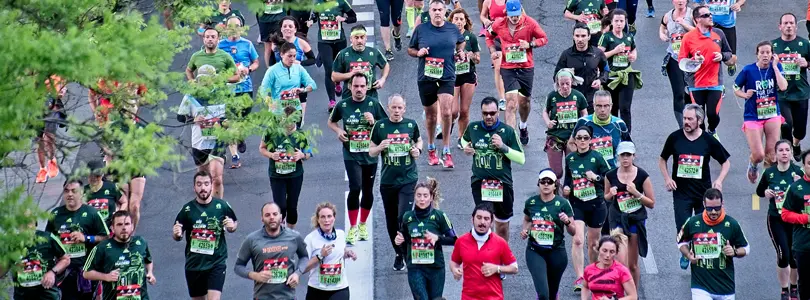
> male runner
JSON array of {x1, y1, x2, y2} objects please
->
[
  {"x1": 693, "y1": 0, "x2": 744, "y2": 76},
  {"x1": 461, "y1": 97, "x2": 525, "y2": 240},
  {"x1": 328, "y1": 74, "x2": 389, "y2": 244},
  {"x1": 172, "y1": 171, "x2": 238, "y2": 300},
  {"x1": 555, "y1": 23, "x2": 609, "y2": 113},
  {"x1": 569, "y1": 91, "x2": 630, "y2": 169},
  {"x1": 84, "y1": 211, "x2": 156, "y2": 300},
  {"x1": 186, "y1": 28, "x2": 241, "y2": 83},
  {"x1": 678, "y1": 188, "x2": 749, "y2": 299},
  {"x1": 332, "y1": 25, "x2": 390, "y2": 105},
  {"x1": 782, "y1": 150, "x2": 810, "y2": 300},
  {"x1": 772, "y1": 13, "x2": 810, "y2": 160},
  {"x1": 2, "y1": 222, "x2": 70, "y2": 300},
  {"x1": 234, "y1": 203, "x2": 309, "y2": 300},
  {"x1": 84, "y1": 160, "x2": 127, "y2": 225},
  {"x1": 485, "y1": 0, "x2": 548, "y2": 145},
  {"x1": 563, "y1": 0, "x2": 609, "y2": 47},
  {"x1": 369, "y1": 94, "x2": 423, "y2": 270},
  {"x1": 408, "y1": 0, "x2": 465, "y2": 168},
  {"x1": 46, "y1": 179, "x2": 109, "y2": 300}
]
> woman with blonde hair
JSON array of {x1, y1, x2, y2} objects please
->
[{"x1": 302, "y1": 202, "x2": 357, "y2": 299}]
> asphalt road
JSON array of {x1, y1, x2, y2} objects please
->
[{"x1": 66, "y1": 0, "x2": 810, "y2": 299}]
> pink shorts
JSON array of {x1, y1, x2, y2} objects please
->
[{"x1": 741, "y1": 116, "x2": 785, "y2": 131}]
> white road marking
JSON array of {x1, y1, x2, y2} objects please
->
[
  {"x1": 365, "y1": 42, "x2": 375, "y2": 48},
  {"x1": 364, "y1": 27, "x2": 375, "y2": 37},
  {"x1": 344, "y1": 191, "x2": 374, "y2": 300},
  {"x1": 352, "y1": 0, "x2": 374, "y2": 5},
  {"x1": 345, "y1": 171, "x2": 348, "y2": 181},
  {"x1": 642, "y1": 249, "x2": 658, "y2": 274},
  {"x1": 356, "y1": 12, "x2": 374, "y2": 22}
]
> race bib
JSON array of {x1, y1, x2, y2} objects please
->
[
  {"x1": 348, "y1": 61, "x2": 373, "y2": 89},
  {"x1": 530, "y1": 219, "x2": 555, "y2": 246},
  {"x1": 320, "y1": 18, "x2": 341, "y2": 41},
  {"x1": 274, "y1": 153, "x2": 297, "y2": 174},
  {"x1": 116, "y1": 284, "x2": 142, "y2": 300},
  {"x1": 555, "y1": 101, "x2": 578, "y2": 124},
  {"x1": 190, "y1": 228, "x2": 218, "y2": 255},
  {"x1": 756, "y1": 97, "x2": 777, "y2": 120},
  {"x1": 504, "y1": 43, "x2": 527, "y2": 63},
  {"x1": 17, "y1": 259, "x2": 43, "y2": 287},
  {"x1": 591, "y1": 136, "x2": 614, "y2": 161},
  {"x1": 349, "y1": 130, "x2": 370, "y2": 153},
  {"x1": 319, "y1": 263, "x2": 342, "y2": 286},
  {"x1": 481, "y1": 179, "x2": 504, "y2": 202},
  {"x1": 616, "y1": 191, "x2": 642, "y2": 213},
  {"x1": 583, "y1": 13, "x2": 601, "y2": 33},
  {"x1": 671, "y1": 33, "x2": 684, "y2": 55},
  {"x1": 775, "y1": 190, "x2": 786, "y2": 213},
  {"x1": 387, "y1": 133, "x2": 410, "y2": 157},
  {"x1": 778, "y1": 53, "x2": 800, "y2": 76},
  {"x1": 677, "y1": 154, "x2": 703, "y2": 179},
  {"x1": 264, "y1": 0, "x2": 283, "y2": 14},
  {"x1": 573, "y1": 177, "x2": 597, "y2": 201},
  {"x1": 88, "y1": 198, "x2": 110, "y2": 219},
  {"x1": 263, "y1": 257, "x2": 289, "y2": 284},
  {"x1": 60, "y1": 232, "x2": 86, "y2": 258},
  {"x1": 411, "y1": 237, "x2": 435, "y2": 264},
  {"x1": 280, "y1": 90, "x2": 301, "y2": 109},
  {"x1": 708, "y1": 0, "x2": 729, "y2": 15},
  {"x1": 424, "y1": 57, "x2": 445, "y2": 79},
  {"x1": 613, "y1": 49, "x2": 630, "y2": 67},
  {"x1": 455, "y1": 51, "x2": 470, "y2": 75},
  {"x1": 693, "y1": 232, "x2": 722, "y2": 260},
  {"x1": 198, "y1": 119, "x2": 221, "y2": 149}
]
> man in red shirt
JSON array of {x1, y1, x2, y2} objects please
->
[
  {"x1": 450, "y1": 203, "x2": 519, "y2": 300},
  {"x1": 484, "y1": 0, "x2": 547, "y2": 146}
]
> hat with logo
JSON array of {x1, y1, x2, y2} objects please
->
[{"x1": 506, "y1": 0, "x2": 522, "y2": 17}]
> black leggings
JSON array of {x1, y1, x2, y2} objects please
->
[
  {"x1": 345, "y1": 161, "x2": 377, "y2": 211},
  {"x1": 689, "y1": 89, "x2": 723, "y2": 132},
  {"x1": 290, "y1": 10, "x2": 311, "y2": 37},
  {"x1": 319, "y1": 41, "x2": 348, "y2": 100},
  {"x1": 270, "y1": 176, "x2": 304, "y2": 224},
  {"x1": 666, "y1": 56, "x2": 687, "y2": 128},
  {"x1": 526, "y1": 246, "x2": 568, "y2": 300},
  {"x1": 381, "y1": 182, "x2": 416, "y2": 255},
  {"x1": 767, "y1": 215, "x2": 796, "y2": 269},
  {"x1": 306, "y1": 286, "x2": 350, "y2": 300},
  {"x1": 779, "y1": 100, "x2": 809, "y2": 141},
  {"x1": 376, "y1": 0, "x2": 404, "y2": 27},
  {"x1": 673, "y1": 192, "x2": 704, "y2": 233},
  {"x1": 624, "y1": 0, "x2": 639, "y2": 26},
  {"x1": 609, "y1": 76, "x2": 636, "y2": 135},
  {"x1": 716, "y1": 25, "x2": 737, "y2": 54},
  {"x1": 796, "y1": 250, "x2": 810, "y2": 300}
]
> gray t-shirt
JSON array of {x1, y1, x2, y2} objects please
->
[
  {"x1": 664, "y1": 8, "x2": 694, "y2": 58},
  {"x1": 234, "y1": 227, "x2": 308, "y2": 300}
]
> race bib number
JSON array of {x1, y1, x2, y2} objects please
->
[
  {"x1": 677, "y1": 154, "x2": 703, "y2": 179},
  {"x1": 265, "y1": 0, "x2": 283, "y2": 14},
  {"x1": 617, "y1": 191, "x2": 642, "y2": 213},
  {"x1": 348, "y1": 61, "x2": 373, "y2": 89},
  {"x1": 504, "y1": 43, "x2": 527, "y2": 63},
  {"x1": 775, "y1": 191, "x2": 786, "y2": 213},
  {"x1": 88, "y1": 198, "x2": 110, "y2": 219},
  {"x1": 671, "y1": 33, "x2": 684, "y2": 55},
  {"x1": 319, "y1": 263, "x2": 342, "y2": 286},
  {"x1": 573, "y1": 177, "x2": 597, "y2": 201},
  {"x1": 349, "y1": 130, "x2": 370, "y2": 153},
  {"x1": 778, "y1": 53, "x2": 800, "y2": 76},
  {"x1": 263, "y1": 257, "x2": 289, "y2": 284},
  {"x1": 693, "y1": 232, "x2": 722, "y2": 260},
  {"x1": 116, "y1": 284, "x2": 142, "y2": 300},
  {"x1": 198, "y1": 119, "x2": 221, "y2": 149},
  {"x1": 190, "y1": 228, "x2": 218, "y2": 255},
  {"x1": 583, "y1": 14, "x2": 601, "y2": 33},
  {"x1": 411, "y1": 238, "x2": 435, "y2": 264},
  {"x1": 613, "y1": 49, "x2": 630, "y2": 67},
  {"x1": 708, "y1": 0, "x2": 730, "y2": 15},
  {"x1": 60, "y1": 232, "x2": 86, "y2": 258},
  {"x1": 280, "y1": 90, "x2": 301, "y2": 109},
  {"x1": 274, "y1": 153, "x2": 297, "y2": 174},
  {"x1": 387, "y1": 133, "x2": 410, "y2": 157},
  {"x1": 424, "y1": 57, "x2": 445, "y2": 79},
  {"x1": 555, "y1": 101, "x2": 578, "y2": 124},
  {"x1": 17, "y1": 259, "x2": 43, "y2": 287},
  {"x1": 481, "y1": 179, "x2": 504, "y2": 202},
  {"x1": 756, "y1": 97, "x2": 777, "y2": 120},
  {"x1": 455, "y1": 51, "x2": 470, "y2": 75},
  {"x1": 591, "y1": 136, "x2": 614, "y2": 161},
  {"x1": 530, "y1": 219, "x2": 555, "y2": 246},
  {"x1": 320, "y1": 18, "x2": 341, "y2": 41}
]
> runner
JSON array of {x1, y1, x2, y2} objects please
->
[
  {"x1": 404, "y1": 0, "x2": 423, "y2": 37},
  {"x1": 555, "y1": 23, "x2": 609, "y2": 113},
  {"x1": 259, "y1": 106, "x2": 312, "y2": 230},
  {"x1": 450, "y1": 8, "x2": 481, "y2": 149},
  {"x1": 376, "y1": 0, "x2": 404, "y2": 60},
  {"x1": 218, "y1": 16, "x2": 260, "y2": 168},
  {"x1": 207, "y1": 0, "x2": 245, "y2": 31},
  {"x1": 260, "y1": 41, "x2": 317, "y2": 124},
  {"x1": 394, "y1": 177, "x2": 457, "y2": 299},
  {"x1": 519, "y1": 169, "x2": 575, "y2": 300},
  {"x1": 733, "y1": 40, "x2": 788, "y2": 183},
  {"x1": 332, "y1": 24, "x2": 390, "y2": 106},
  {"x1": 562, "y1": 125, "x2": 611, "y2": 292},
  {"x1": 659, "y1": 0, "x2": 694, "y2": 128},
  {"x1": 449, "y1": 203, "x2": 519, "y2": 300},
  {"x1": 756, "y1": 140, "x2": 802, "y2": 300},
  {"x1": 233, "y1": 202, "x2": 308, "y2": 300},
  {"x1": 677, "y1": 188, "x2": 750, "y2": 299},
  {"x1": 581, "y1": 235, "x2": 638, "y2": 300},
  {"x1": 257, "y1": 0, "x2": 288, "y2": 45},
  {"x1": 772, "y1": 13, "x2": 810, "y2": 161},
  {"x1": 485, "y1": 0, "x2": 548, "y2": 144},
  {"x1": 569, "y1": 91, "x2": 631, "y2": 169},
  {"x1": 480, "y1": 0, "x2": 507, "y2": 107},
  {"x1": 409, "y1": 0, "x2": 465, "y2": 167},
  {"x1": 328, "y1": 73, "x2": 389, "y2": 244},
  {"x1": 461, "y1": 97, "x2": 526, "y2": 239},
  {"x1": 85, "y1": 160, "x2": 127, "y2": 225},
  {"x1": 308, "y1": 0, "x2": 356, "y2": 110},
  {"x1": 36, "y1": 75, "x2": 65, "y2": 183},
  {"x1": 45, "y1": 178, "x2": 110, "y2": 300},
  {"x1": 3, "y1": 222, "x2": 70, "y2": 300},
  {"x1": 83, "y1": 211, "x2": 156, "y2": 300},
  {"x1": 186, "y1": 28, "x2": 240, "y2": 83},
  {"x1": 563, "y1": 0, "x2": 609, "y2": 47},
  {"x1": 369, "y1": 94, "x2": 422, "y2": 270},
  {"x1": 543, "y1": 69, "x2": 589, "y2": 181},
  {"x1": 782, "y1": 150, "x2": 810, "y2": 300},
  {"x1": 178, "y1": 65, "x2": 228, "y2": 199},
  {"x1": 604, "y1": 141, "x2": 656, "y2": 288},
  {"x1": 265, "y1": 17, "x2": 318, "y2": 120},
  {"x1": 677, "y1": 5, "x2": 733, "y2": 139},
  {"x1": 599, "y1": 9, "x2": 641, "y2": 134},
  {"x1": 172, "y1": 171, "x2": 238, "y2": 300},
  {"x1": 301, "y1": 202, "x2": 357, "y2": 299},
  {"x1": 693, "y1": 0, "x2": 744, "y2": 76}
]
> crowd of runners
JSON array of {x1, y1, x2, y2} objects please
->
[{"x1": 8, "y1": 0, "x2": 810, "y2": 299}]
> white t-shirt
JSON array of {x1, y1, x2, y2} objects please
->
[
  {"x1": 177, "y1": 95, "x2": 226, "y2": 150},
  {"x1": 304, "y1": 229, "x2": 349, "y2": 291}
]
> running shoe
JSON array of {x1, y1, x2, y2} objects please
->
[
  {"x1": 393, "y1": 254, "x2": 406, "y2": 271},
  {"x1": 646, "y1": 7, "x2": 655, "y2": 18},
  {"x1": 47, "y1": 158, "x2": 59, "y2": 178},
  {"x1": 793, "y1": 144, "x2": 802, "y2": 162},
  {"x1": 428, "y1": 149, "x2": 441, "y2": 166},
  {"x1": 573, "y1": 277, "x2": 584, "y2": 292},
  {"x1": 346, "y1": 226, "x2": 358, "y2": 245},
  {"x1": 498, "y1": 98, "x2": 506, "y2": 111},
  {"x1": 457, "y1": 138, "x2": 464, "y2": 150},
  {"x1": 394, "y1": 34, "x2": 402, "y2": 51},
  {"x1": 238, "y1": 141, "x2": 247, "y2": 154},
  {"x1": 790, "y1": 287, "x2": 798, "y2": 300},
  {"x1": 519, "y1": 127, "x2": 529, "y2": 145},
  {"x1": 36, "y1": 168, "x2": 48, "y2": 183},
  {"x1": 385, "y1": 49, "x2": 395, "y2": 61},
  {"x1": 335, "y1": 83, "x2": 342, "y2": 95},
  {"x1": 442, "y1": 151, "x2": 454, "y2": 168},
  {"x1": 358, "y1": 223, "x2": 369, "y2": 241},
  {"x1": 661, "y1": 53, "x2": 671, "y2": 76},
  {"x1": 727, "y1": 64, "x2": 737, "y2": 77},
  {"x1": 328, "y1": 99, "x2": 337, "y2": 113},
  {"x1": 781, "y1": 291, "x2": 790, "y2": 300},
  {"x1": 680, "y1": 255, "x2": 690, "y2": 270},
  {"x1": 747, "y1": 163, "x2": 759, "y2": 184},
  {"x1": 435, "y1": 124, "x2": 443, "y2": 139},
  {"x1": 407, "y1": 27, "x2": 414, "y2": 38},
  {"x1": 230, "y1": 155, "x2": 241, "y2": 169}
]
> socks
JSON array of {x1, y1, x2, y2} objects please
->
[
  {"x1": 428, "y1": 143, "x2": 436, "y2": 151},
  {"x1": 406, "y1": 7, "x2": 416, "y2": 30},
  {"x1": 360, "y1": 208, "x2": 371, "y2": 223},
  {"x1": 443, "y1": 146, "x2": 451, "y2": 154},
  {"x1": 348, "y1": 209, "x2": 359, "y2": 226},
  {"x1": 519, "y1": 121, "x2": 528, "y2": 129}
]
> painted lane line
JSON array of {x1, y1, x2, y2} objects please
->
[
  {"x1": 642, "y1": 248, "x2": 658, "y2": 274},
  {"x1": 344, "y1": 191, "x2": 374, "y2": 300},
  {"x1": 352, "y1": 0, "x2": 374, "y2": 5},
  {"x1": 356, "y1": 12, "x2": 374, "y2": 22},
  {"x1": 752, "y1": 194, "x2": 760, "y2": 211},
  {"x1": 365, "y1": 42, "x2": 375, "y2": 48}
]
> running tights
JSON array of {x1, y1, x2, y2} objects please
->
[
  {"x1": 381, "y1": 182, "x2": 416, "y2": 255},
  {"x1": 767, "y1": 215, "x2": 796, "y2": 269},
  {"x1": 623, "y1": 0, "x2": 639, "y2": 26},
  {"x1": 779, "y1": 100, "x2": 809, "y2": 141},
  {"x1": 306, "y1": 286, "x2": 350, "y2": 300},
  {"x1": 666, "y1": 57, "x2": 687, "y2": 128},
  {"x1": 526, "y1": 246, "x2": 568, "y2": 300},
  {"x1": 690, "y1": 90, "x2": 723, "y2": 132},
  {"x1": 318, "y1": 41, "x2": 348, "y2": 100},
  {"x1": 609, "y1": 76, "x2": 636, "y2": 135},
  {"x1": 673, "y1": 192, "x2": 704, "y2": 233},
  {"x1": 796, "y1": 251, "x2": 810, "y2": 300},
  {"x1": 376, "y1": 0, "x2": 404, "y2": 27},
  {"x1": 408, "y1": 266, "x2": 445, "y2": 300},
  {"x1": 345, "y1": 161, "x2": 377, "y2": 223},
  {"x1": 270, "y1": 176, "x2": 304, "y2": 224}
]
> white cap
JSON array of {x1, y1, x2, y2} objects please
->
[
  {"x1": 616, "y1": 141, "x2": 636, "y2": 155},
  {"x1": 538, "y1": 169, "x2": 557, "y2": 182},
  {"x1": 196, "y1": 64, "x2": 217, "y2": 78}
]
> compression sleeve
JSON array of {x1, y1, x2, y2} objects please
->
[
  {"x1": 504, "y1": 148, "x2": 525, "y2": 165},
  {"x1": 782, "y1": 209, "x2": 810, "y2": 225},
  {"x1": 300, "y1": 50, "x2": 317, "y2": 66}
]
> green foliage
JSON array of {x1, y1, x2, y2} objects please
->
[{"x1": 0, "y1": 186, "x2": 50, "y2": 293}]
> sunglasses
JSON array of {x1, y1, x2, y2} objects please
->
[
  {"x1": 539, "y1": 179, "x2": 555, "y2": 185},
  {"x1": 705, "y1": 205, "x2": 722, "y2": 212},
  {"x1": 574, "y1": 136, "x2": 591, "y2": 141},
  {"x1": 698, "y1": 13, "x2": 712, "y2": 19},
  {"x1": 482, "y1": 111, "x2": 498, "y2": 116}
]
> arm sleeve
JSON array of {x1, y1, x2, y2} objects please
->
[
  {"x1": 301, "y1": 50, "x2": 317, "y2": 66},
  {"x1": 344, "y1": 9, "x2": 358, "y2": 23},
  {"x1": 782, "y1": 186, "x2": 810, "y2": 224},
  {"x1": 234, "y1": 239, "x2": 253, "y2": 279},
  {"x1": 436, "y1": 212, "x2": 457, "y2": 246},
  {"x1": 755, "y1": 173, "x2": 769, "y2": 197}
]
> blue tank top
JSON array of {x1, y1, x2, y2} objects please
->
[{"x1": 274, "y1": 37, "x2": 305, "y2": 62}]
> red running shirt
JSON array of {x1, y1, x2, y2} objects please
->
[
  {"x1": 451, "y1": 233, "x2": 517, "y2": 300},
  {"x1": 583, "y1": 260, "x2": 632, "y2": 300}
]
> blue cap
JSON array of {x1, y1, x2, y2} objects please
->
[{"x1": 506, "y1": 0, "x2": 522, "y2": 17}]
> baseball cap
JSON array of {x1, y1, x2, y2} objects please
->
[
  {"x1": 87, "y1": 160, "x2": 105, "y2": 176},
  {"x1": 506, "y1": 0, "x2": 522, "y2": 17},
  {"x1": 616, "y1": 141, "x2": 636, "y2": 155},
  {"x1": 538, "y1": 168, "x2": 557, "y2": 182},
  {"x1": 196, "y1": 64, "x2": 217, "y2": 79}
]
